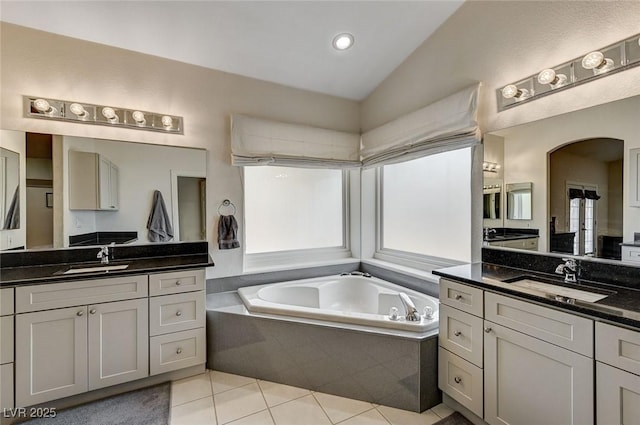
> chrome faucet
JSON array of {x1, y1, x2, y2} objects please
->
[
  {"x1": 555, "y1": 258, "x2": 578, "y2": 283},
  {"x1": 398, "y1": 293, "x2": 421, "y2": 321},
  {"x1": 97, "y1": 246, "x2": 110, "y2": 265},
  {"x1": 484, "y1": 228, "x2": 497, "y2": 238}
]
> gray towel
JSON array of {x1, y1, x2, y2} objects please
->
[
  {"x1": 3, "y1": 185, "x2": 19, "y2": 230},
  {"x1": 218, "y1": 215, "x2": 240, "y2": 249},
  {"x1": 147, "y1": 190, "x2": 174, "y2": 242}
]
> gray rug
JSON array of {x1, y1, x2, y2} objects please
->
[
  {"x1": 22, "y1": 383, "x2": 171, "y2": 425},
  {"x1": 433, "y1": 411, "x2": 475, "y2": 425}
]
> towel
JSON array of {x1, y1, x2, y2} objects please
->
[
  {"x1": 2, "y1": 185, "x2": 19, "y2": 230},
  {"x1": 218, "y1": 215, "x2": 240, "y2": 249},
  {"x1": 146, "y1": 190, "x2": 174, "y2": 242}
]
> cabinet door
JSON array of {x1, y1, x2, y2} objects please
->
[
  {"x1": 484, "y1": 321, "x2": 593, "y2": 425},
  {"x1": 88, "y1": 299, "x2": 148, "y2": 390},
  {"x1": 15, "y1": 307, "x2": 88, "y2": 407},
  {"x1": 98, "y1": 156, "x2": 119, "y2": 210},
  {"x1": 0, "y1": 363, "x2": 13, "y2": 410},
  {"x1": 630, "y1": 147, "x2": 640, "y2": 207},
  {"x1": 597, "y1": 362, "x2": 640, "y2": 425}
]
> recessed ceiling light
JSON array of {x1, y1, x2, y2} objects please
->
[{"x1": 332, "y1": 33, "x2": 354, "y2": 51}]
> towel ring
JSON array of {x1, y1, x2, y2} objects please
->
[{"x1": 218, "y1": 199, "x2": 236, "y2": 215}]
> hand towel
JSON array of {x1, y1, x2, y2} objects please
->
[
  {"x1": 147, "y1": 190, "x2": 174, "y2": 242},
  {"x1": 2, "y1": 185, "x2": 19, "y2": 230},
  {"x1": 218, "y1": 215, "x2": 240, "y2": 249}
]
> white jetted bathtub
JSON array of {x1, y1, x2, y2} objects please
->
[{"x1": 237, "y1": 274, "x2": 439, "y2": 332}]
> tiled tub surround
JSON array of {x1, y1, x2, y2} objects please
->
[{"x1": 207, "y1": 289, "x2": 441, "y2": 413}]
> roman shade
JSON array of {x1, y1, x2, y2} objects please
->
[
  {"x1": 360, "y1": 84, "x2": 481, "y2": 167},
  {"x1": 230, "y1": 114, "x2": 360, "y2": 168}
]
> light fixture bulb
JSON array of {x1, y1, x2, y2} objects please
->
[
  {"x1": 332, "y1": 33, "x2": 354, "y2": 51},
  {"x1": 161, "y1": 115, "x2": 173, "y2": 128},
  {"x1": 537, "y1": 68, "x2": 568, "y2": 88},
  {"x1": 501, "y1": 84, "x2": 529, "y2": 100},
  {"x1": 69, "y1": 103, "x2": 88, "y2": 118},
  {"x1": 132, "y1": 110, "x2": 146, "y2": 124},
  {"x1": 581, "y1": 51, "x2": 614, "y2": 74},
  {"x1": 101, "y1": 107, "x2": 118, "y2": 123},
  {"x1": 33, "y1": 98, "x2": 54, "y2": 114}
]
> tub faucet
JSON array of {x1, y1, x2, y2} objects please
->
[
  {"x1": 555, "y1": 258, "x2": 578, "y2": 283},
  {"x1": 398, "y1": 293, "x2": 421, "y2": 321},
  {"x1": 97, "y1": 246, "x2": 110, "y2": 265}
]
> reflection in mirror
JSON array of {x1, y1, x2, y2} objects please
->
[
  {"x1": 483, "y1": 179, "x2": 502, "y2": 220},
  {"x1": 0, "y1": 147, "x2": 20, "y2": 230},
  {"x1": 1, "y1": 132, "x2": 207, "y2": 251},
  {"x1": 506, "y1": 182, "x2": 532, "y2": 220}
]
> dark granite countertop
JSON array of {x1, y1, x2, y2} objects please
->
[
  {"x1": 433, "y1": 262, "x2": 640, "y2": 331},
  {"x1": 484, "y1": 234, "x2": 539, "y2": 242}
]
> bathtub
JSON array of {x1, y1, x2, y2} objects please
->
[{"x1": 237, "y1": 274, "x2": 439, "y2": 332}]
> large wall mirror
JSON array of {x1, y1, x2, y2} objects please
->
[
  {"x1": 483, "y1": 94, "x2": 640, "y2": 263},
  {"x1": 0, "y1": 147, "x2": 20, "y2": 230},
  {"x1": 0, "y1": 130, "x2": 207, "y2": 251}
]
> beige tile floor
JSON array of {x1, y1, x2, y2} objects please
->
[{"x1": 171, "y1": 370, "x2": 455, "y2": 425}]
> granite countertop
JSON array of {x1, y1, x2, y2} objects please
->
[
  {"x1": 433, "y1": 262, "x2": 640, "y2": 331},
  {"x1": 484, "y1": 234, "x2": 539, "y2": 242},
  {"x1": 0, "y1": 254, "x2": 213, "y2": 287}
]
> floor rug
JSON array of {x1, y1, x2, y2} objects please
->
[
  {"x1": 22, "y1": 383, "x2": 171, "y2": 425},
  {"x1": 433, "y1": 411, "x2": 475, "y2": 425}
]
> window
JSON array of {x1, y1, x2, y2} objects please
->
[
  {"x1": 377, "y1": 148, "x2": 473, "y2": 266},
  {"x1": 244, "y1": 166, "x2": 347, "y2": 266}
]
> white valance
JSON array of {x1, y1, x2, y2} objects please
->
[
  {"x1": 230, "y1": 114, "x2": 361, "y2": 168},
  {"x1": 360, "y1": 84, "x2": 481, "y2": 167}
]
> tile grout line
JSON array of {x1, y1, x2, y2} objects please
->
[
  {"x1": 256, "y1": 381, "x2": 278, "y2": 425},
  {"x1": 333, "y1": 406, "x2": 384, "y2": 425},
  {"x1": 310, "y1": 392, "x2": 343, "y2": 425},
  {"x1": 373, "y1": 406, "x2": 394, "y2": 425}
]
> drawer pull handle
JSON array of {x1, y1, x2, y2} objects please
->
[
  {"x1": 175, "y1": 280, "x2": 182, "y2": 286},
  {"x1": 89, "y1": 309, "x2": 97, "y2": 315},
  {"x1": 455, "y1": 294, "x2": 463, "y2": 301},
  {"x1": 176, "y1": 311, "x2": 182, "y2": 317},
  {"x1": 77, "y1": 310, "x2": 84, "y2": 317},
  {"x1": 484, "y1": 327, "x2": 492, "y2": 333},
  {"x1": 454, "y1": 330, "x2": 462, "y2": 337},
  {"x1": 176, "y1": 348, "x2": 182, "y2": 355},
  {"x1": 454, "y1": 376, "x2": 463, "y2": 384}
]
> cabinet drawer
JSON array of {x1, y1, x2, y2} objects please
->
[
  {"x1": 1, "y1": 316, "x2": 14, "y2": 364},
  {"x1": 438, "y1": 347, "x2": 483, "y2": 418},
  {"x1": 149, "y1": 269, "x2": 205, "y2": 296},
  {"x1": 621, "y1": 246, "x2": 640, "y2": 263},
  {"x1": 596, "y1": 322, "x2": 640, "y2": 375},
  {"x1": 16, "y1": 275, "x2": 148, "y2": 313},
  {"x1": 0, "y1": 363, "x2": 13, "y2": 409},
  {"x1": 149, "y1": 291, "x2": 205, "y2": 336},
  {"x1": 0, "y1": 288, "x2": 14, "y2": 316},
  {"x1": 439, "y1": 279, "x2": 483, "y2": 316},
  {"x1": 150, "y1": 328, "x2": 206, "y2": 375},
  {"x1": 439, "y1": 304, "x2": 483, "y2": 367},
  {"x1": 596, "y1": 362, "x2": 640, "y2": 425},
  {"x1": 485, "y1": 292, "x2": 593, "y2": 356}
]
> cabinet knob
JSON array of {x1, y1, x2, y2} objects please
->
[
  {"x1": 455, "y1": 294, "x2": 463, "y2": 301},
  {"x1": 176, "y1": 311, "x2": 182, "y2": 317},
  {"x1": 89, "y1": 309, "x2": 97, "y2": 315},
  {"x1": 176, "y1": 348, "x2": 182, "y2": 355},
  {"x1": 484, "y1": 327, "x2": 492, "y2": 333},
  {"x1": 454, "y1": 330, "x2": 462, "y2": 337},
  {"x1": 454, "y1": 376, "x2": 462, "y2": 384},
  {"x1": 77, "y1": 310, "x2": 84, "y2": 316},
  {"x1": 175, "y1": 280, "x2": 182, "y2": 286}
]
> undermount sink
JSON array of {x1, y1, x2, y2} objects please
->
[
  {"x1": 504, "y1": 276, "x2": 612, "y2": 303},
  {"x1": 62, "y1": 264, "x2": 129, "y2": 274}
]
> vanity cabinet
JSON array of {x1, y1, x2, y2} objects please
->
[
  {"x1": 69, "y1": 150, "x2": 119, "y2": 210},
  {"x1": 0, "y1": 288, "x2": 14, "y2": 409},
  {"x1": 486, "y1": 237, "x2": 538, "y2": 251},
  {"x1": 630, "y1": 147, "x2": 640, "y2": 207},
  {"x1": 595, "y1": 322, "x2": 640, "y2": 424},
  {"x1": 438, "y1": 278, "x2": 594, "y2": 425},
  {"x1": 14, "y1": 276, "x2": 149, "y2": 407},
  {"x1": 621, "y1": 245, "x2": 640, "y2": 264}
]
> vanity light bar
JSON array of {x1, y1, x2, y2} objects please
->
[
  {"x1": 497, "y1": 32, "x2": 640, "y2": 112},
  {"x1": 483, "y1": 161, "x2": 500, "y2": 172},
  {"x1": 23, "y1": 96, "x2": 184, "y2": 134}
]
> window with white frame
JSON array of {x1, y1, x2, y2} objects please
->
[
  {"x1": 377, "y1": 147, "x2": 473, "y2": 265},
  {"x1": 244, "y1": 166, "x2": 347, "y2": 257}
]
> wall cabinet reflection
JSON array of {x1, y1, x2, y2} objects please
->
[{"x1": 506, "y1": 182, "x2": 532, "y2": 220}]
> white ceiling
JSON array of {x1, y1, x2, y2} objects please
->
[{"x1": 0, "y1": 1, "x2": 463, "y2": 101}]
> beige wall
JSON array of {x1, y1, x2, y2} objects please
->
[
  {"x1": 361, "y1": 1, "x2": 640, "y2": 133},
  {"x1": 0, "y1": 23, "x2": 360, "y2": 277}
]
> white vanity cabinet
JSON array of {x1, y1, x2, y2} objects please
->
[
  {"x1": 68, "y1": 150, "x2": 119, "y2": 210},
  {"x1": 14, "y1": 276, "x2": 149, "y2": 407},
  {"x1": 486, "y1": 237, "x2": 538, "y2": 251},
  {"x1": 438, "y1": 278, "x2": 595, "y2": 425},
  {"x1": 595, "y1": 322, "x2": 640, "y2": 424},
  {"x1": 0, "y1": 287, "x2": 15, "y2": 409}
]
